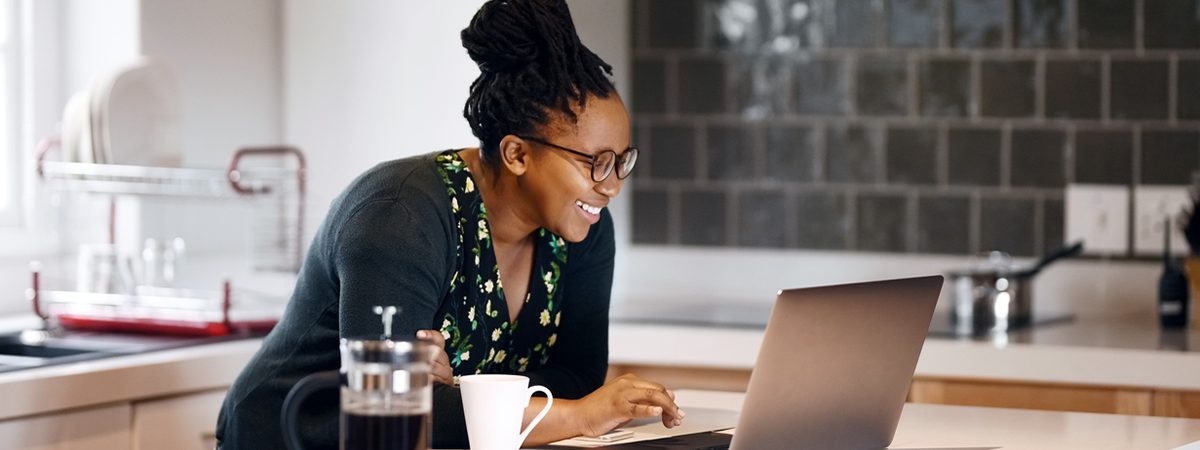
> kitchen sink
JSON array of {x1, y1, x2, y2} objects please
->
[
  {"x1": 0, "y1": 329, "x2": 265, "y2": 372},
  {"x1": 0, "y1": 343, "x2": 96, "y2": 359}
]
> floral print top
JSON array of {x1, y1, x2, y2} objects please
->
[{"x1": 434, "y1": 150, "x2": 567, "y2": 381}]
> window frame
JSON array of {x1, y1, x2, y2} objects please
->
[
  {"x1": 0, "y1": 0, "x2": 17, "y2": 228},
  {"x1": 0, "y1": 0, "x2": 60, "y2": 259}
]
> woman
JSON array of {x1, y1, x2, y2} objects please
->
[{"x1": 215, "y1": 1, "x2": 684, "y2": 448}]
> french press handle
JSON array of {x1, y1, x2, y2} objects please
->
[{"x1": 280, "y1": 370, "x2": 341, "y2": 450}]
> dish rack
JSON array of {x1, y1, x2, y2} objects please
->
[{"x1": 31, "y1": 140, "x2": 306, "y2": 336}]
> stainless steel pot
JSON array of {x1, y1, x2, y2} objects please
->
[{"x1": 947, "y1": 243, "x2": 1083, "y2": 335}]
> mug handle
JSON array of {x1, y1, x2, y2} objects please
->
[
  {"x1": 516, "y1": 385, "x2": 553, "y2": 448},
  {"x1": 281, "y1": 370, "x2": 340, "y2": 450}
]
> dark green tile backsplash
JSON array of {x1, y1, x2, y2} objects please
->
[{"x1": 629, "y1": 0, "x2": 1200, "y2": 257}]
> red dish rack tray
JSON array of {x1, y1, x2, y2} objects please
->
[{"x1": 29, "y1": 268, "x2": 282, "y2": 337}]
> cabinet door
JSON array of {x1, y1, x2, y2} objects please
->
[
  {"x1": 0, "y1": 403, "x2": 132, "y2": 450},
  {"x1": 132, "y1": 389, "x2": 229, "y2": 450}
]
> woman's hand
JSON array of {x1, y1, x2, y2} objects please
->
[
  {"x1": 572, "y1": 374, "x2": 686, "y2": 437},
  {"x1": 415, "y1": 330, "x2": 454, "y2": 385}
]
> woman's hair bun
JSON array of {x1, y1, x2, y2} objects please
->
[
  {"x1": 461, "y1": 0, "x2": 553, "y2": 74},
  {"x1": 460, "y1": 0, "x2": 615, "y2": 166}
]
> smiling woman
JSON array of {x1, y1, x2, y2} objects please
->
[{"x1": 215, "y1": 1, "x2": 678, "y2": 449}]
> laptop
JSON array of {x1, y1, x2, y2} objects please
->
[{"x1": 604, "y1": 275, "x2": 944, "y2": 450}]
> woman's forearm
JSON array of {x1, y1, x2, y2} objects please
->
[{"x1": 520, "y1": 397, "x2": 583, "y2": 447}]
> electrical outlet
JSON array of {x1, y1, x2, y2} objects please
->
[
  {"x1": 1133, "y1": 186, "x2": 1191, "y2": 256},
  {"x1": 1065, "y1": 184, "x2": 1129, "y2": 255}
]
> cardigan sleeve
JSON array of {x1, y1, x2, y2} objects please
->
[{"x1": 333, "y1": 197, "x2": 453, "y2": 340}]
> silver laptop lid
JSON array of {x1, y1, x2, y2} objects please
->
[{"x1": 731, "y1": 275, "x2": 944, "y2": 450}]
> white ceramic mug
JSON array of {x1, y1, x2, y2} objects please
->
[{"x1": 459, "y1": 374, "x2": 553, "y2": 450}]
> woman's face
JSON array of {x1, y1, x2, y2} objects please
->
[{"x1": 521, "y1": 94, "x2": 630, "y2": 243}]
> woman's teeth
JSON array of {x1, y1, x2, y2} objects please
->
[{"x1": 575, "y1": 200, "x2": 601, "y2": 215}]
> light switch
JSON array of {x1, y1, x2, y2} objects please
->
[
  {"x1": 1133, "y1": 186, "x2": 1191, "y2": 256},
  {"x1": 1065, "y1": 184, "x2": 1129, "y2": 255}
]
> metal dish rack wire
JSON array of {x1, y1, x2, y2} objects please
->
[{"x1": 31, "y1": 140, "x2": 306, "y2": 336}]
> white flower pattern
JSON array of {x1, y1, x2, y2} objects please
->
[{"x1": 435, "y1": 150, "x2": 567, "y2": 379}]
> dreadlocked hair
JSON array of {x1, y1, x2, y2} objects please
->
[{"x1": 461, "y1": 0, "x2": 615, "y2": 167}]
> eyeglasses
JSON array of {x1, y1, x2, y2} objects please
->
[{"x1": 517, "y1": 135, "x2": 638, "y2": 183}]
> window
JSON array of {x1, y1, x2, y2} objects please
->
[{"x1": 0, "y1": 0, "x2": 13, "y2": 228}]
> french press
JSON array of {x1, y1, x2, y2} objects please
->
[{"x1": 282, "y1": 306, "x2": 435, "y2": 450}]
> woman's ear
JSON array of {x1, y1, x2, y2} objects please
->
[{"x1": 498, "y1": 135, "x2": 529, "y2": 177}]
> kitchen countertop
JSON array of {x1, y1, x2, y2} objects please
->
[
  {"x1": 609, "y1": 315, "x2": 1200, "y2": 391},
  {"x1": 0, "y1": 335, "x2": 263, "y2": 421},
  {"x1": 0, "y1": 310, "x2": 1197, "y2": 424},
  {"x1": 552, "y1": 389, "x2": 1200, "y2": 450}
]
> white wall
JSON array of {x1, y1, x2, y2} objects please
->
[
  {"x1": 135, "y1": 0, "x2": 283, "y2": 254},
  {"x1": 283, "y1": 0, "x2": 486, "y2": 221},
  {"x1": 139, "y1": 0, "x2": 282, "y2": 167}
]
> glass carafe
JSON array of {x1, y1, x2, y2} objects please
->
[{"x1": 283, "y1": 308, "x2": 434, "y2": 450}]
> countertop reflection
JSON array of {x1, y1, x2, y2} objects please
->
[{"x1": 611, "y1": 302, "x2": 1200, "y2": 353}]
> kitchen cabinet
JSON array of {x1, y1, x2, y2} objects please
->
[
  {"x1": 605, "y1": 366, "x2": 1200, "y2": 419},
  {"x1": 132, "y1": 388, "x2": 227, "y2": 450},
  {"x1": 0, "y1": 403, "x2": 131, "y2": 450},
  {"x1": 907, "y1": 377, "x2": 1155, "y2": 416},
  {"x1": 907, "y1": 377, "x2": 1200, "y2": 419}
]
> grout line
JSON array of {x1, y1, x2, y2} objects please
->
[
  {"x1": 752, "y1": 122, "x2": 766, "y2": 180},
  {"x1": 907, "y1": 190, "x2": 920, "y2": 252},
  {"x1": 814, "y1": 120, "x2": 827, "y2": 183},
  {"x1": 847, "y1": 54, "x2": 860, "y2": 118},
  {"x1": 724, "y1": 57, "x2": 737, "y2": 116},
  {"x1": 969, "y1": 190, "x2": 982, "y2": 253},
  {"x1": 1131, "y1": 124, "x2": 1142, "y2": 186},
  {"x1": 1067, "y1": 0, "x2": 1079, "y2": 51},
  {"x1": 784, "y1": 186, "x2": 798, "y2": 248},
  {"x1": 1035, "y1": 53, "x2": 1047, "y2": 120},
  {"x1": 971, "y1": 54, "x2": 982, "y2": 119},
  {"x1": 630, "y1": 47, "x2": 1200, "y2": 59},
  {"x1": 1034, "y1": 194, "x2": 1046, "y2": 256},
  {"x1": 1064, "y1": 124, "x2": 1076, "y2": 184},
  {"x1": 1000, "y1": 122, "x2": 1012, "y2": 191},
  {"x1": 1135, "y1": 0, "x2": 1145, "y2": 55},
  {"x1": 727, "y1": 185, "x2": 738, "y2": 246},
  {"x1": 638, "y1": 0, "x2": 650, "y2": 52},
  {"x1": 938, "y1": 121, "x2": 950, "y2": 187},
  {"x1": 638, "y1": 118, "x2": 652, "y2": 176},
  {"x1": 632, "y1": 113, "x2": 1200, "y2": 130},
  {"x1": 879, "y1": 0, "x2": 891, "y2": 50},
  {"x1": 695, "y1": 118, "x2": 708, "y2": 183},
  {"x1": 1101, "y1": 54, "x2": 1111, "y2": 122},
  {"x1": 1003, "y1": 0, "x2": 1014, "y2": 50},
  {"x1": 1169, "y1": 53, "x2": 1179, "y2": 125},
  {"x1": 667, "y1": 184, "x2": 680, "y2": 245},
  {"x1": 846, "y1": 187, "x2": 859, "y2": 250},
  {"x1": 908, "y1": 53, "x2": 921, "y2": 118},
  {"x1": 876, "y1": 122, "x2": 888, "y2": 185},
  {"x1": 939, "y1": 0, "x2": 952, "y2": 50}
]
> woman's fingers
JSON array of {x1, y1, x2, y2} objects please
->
[
  {"x1": 415, "y1": 329, "x2": 446, "y2": 347},
  {"x1": 622, "y1": 384, "x2": 686, "y2": 421},
  {"x1": 415, "y1": 330, "x2": 454, "y2": 384}
]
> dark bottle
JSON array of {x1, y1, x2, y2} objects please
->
[{"x1": 1161, "y1": 219, "x2": 1190, "y2": 328}]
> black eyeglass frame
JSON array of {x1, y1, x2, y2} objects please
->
[{"x1": 516, "y1": 135, "x2": 638, "y2": 183}]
